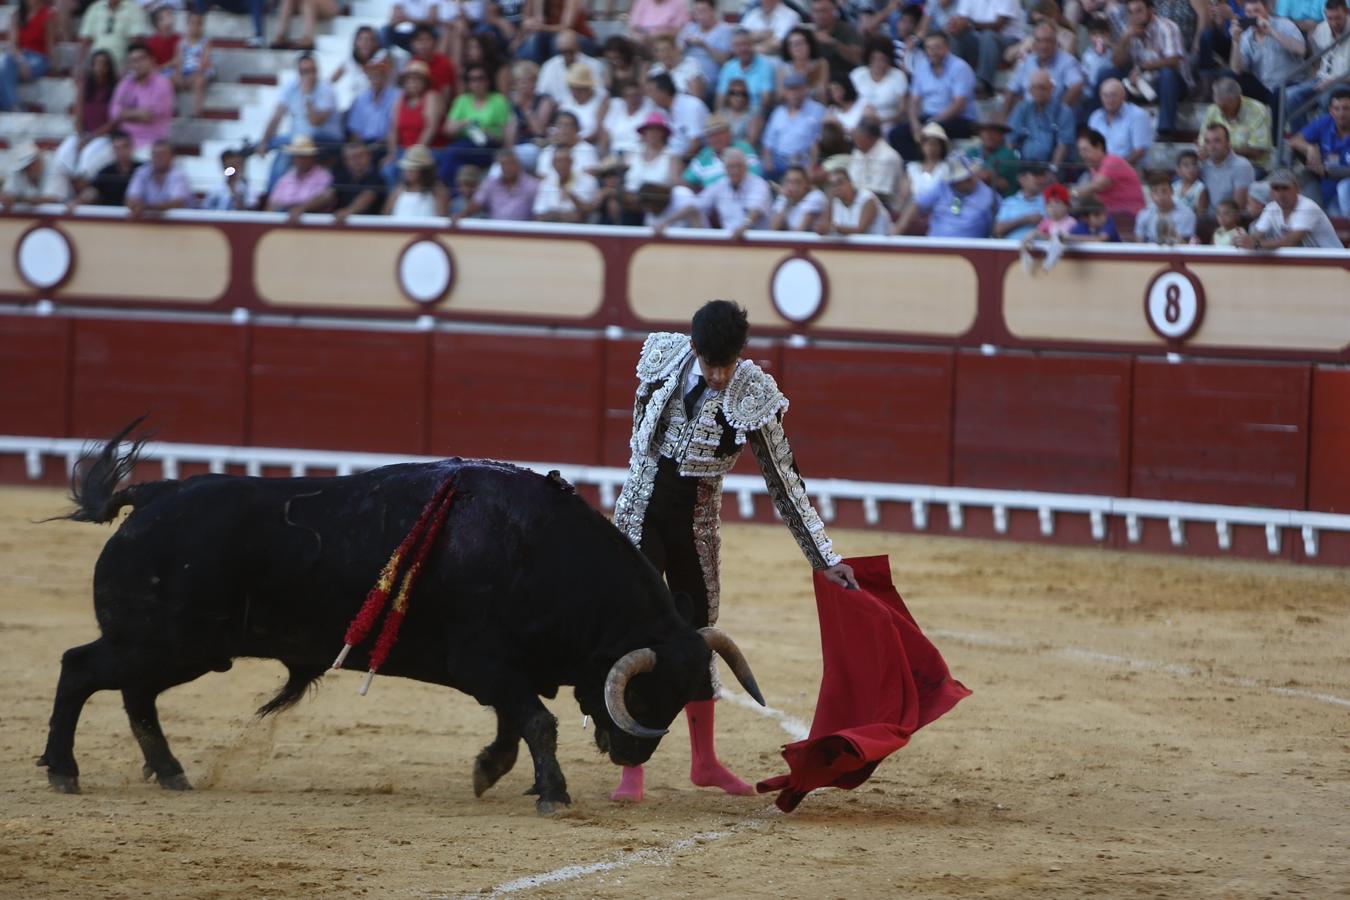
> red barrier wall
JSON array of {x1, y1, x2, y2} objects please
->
[
  {"x1": 71, "y1": 319, "x2": 249, "y2": 445},
  {"x1": 952, "y1": 352, "x2": 1133, "y2": 496},
  {"x1": 250, "y1": 326, "x2": 430, "y2": 454},
  {"x1": 1307, "y1": 367, "x2": 1350, "y2": 515},
  {"x1": 1, "y1": 316, "x2": 71, "y2": 437},
  {"x1": 429, "y1": 332, "x2": 605, "y2": 465},
  {"x1": 781, "y1": 345, "x2": 954, "y2": 485},
  {"x1": 1130, "y1": 359, "x2": 1311, "y2": 509}
]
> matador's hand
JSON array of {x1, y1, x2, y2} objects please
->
[{"x1": 822, "y1": 562, "x2": 858, "y2": 590}]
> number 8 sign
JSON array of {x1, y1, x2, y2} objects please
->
[{"x1": 1143, "y1": 267, "x2": 1205, "y2": 342}]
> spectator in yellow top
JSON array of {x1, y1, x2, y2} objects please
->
[{"x1": 1196, "y1": 77, "x2": 1273, "y2": 169}]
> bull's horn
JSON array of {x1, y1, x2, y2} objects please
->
[
  {"x1": 603, "y1": 648, "x2": 668, "y2": 738},
  {"x1": 700, "y1": 627, "x2": 765, "y2": 706}
]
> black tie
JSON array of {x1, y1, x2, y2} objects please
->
[{"x1": 684, "y1": 375, "x2": 707, "y2": 418}]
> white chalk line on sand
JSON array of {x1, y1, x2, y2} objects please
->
[
  {"x1": 460, "y1": 690, "x2": 805, "y2": 898},
  {"x1": 929, "y1": 628, "x2": 1350, "y2": 709}
]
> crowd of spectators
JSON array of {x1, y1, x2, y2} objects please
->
[{"x1": 1, "y1": 0, "x2": 1347, "y2": 247}]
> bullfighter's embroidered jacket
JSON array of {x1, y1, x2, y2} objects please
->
[{"x1": 613, "y1": 331, "x2": 842, "y2": 577}]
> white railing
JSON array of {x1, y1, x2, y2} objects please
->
[{"x1": 3, "y1": 434, "x2": 1347, "y2": 559}]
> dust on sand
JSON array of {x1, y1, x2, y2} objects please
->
[{"x1": 0, "y1": 485, "x2": 1346, "y2": 899}]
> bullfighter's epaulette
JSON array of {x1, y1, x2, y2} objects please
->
[
  {"x1": 635, "y1": 332, "x2": 691, "y2": 384},
  {"x1": 722, "y1": 359, "x2": 789, "y2": 445}
]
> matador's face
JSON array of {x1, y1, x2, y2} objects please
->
[{"x1": 690, "y1": 339, "x2": 739, "y2": 393}]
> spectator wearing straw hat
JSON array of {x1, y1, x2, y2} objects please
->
[
  {"x1": 1236, "y1": 168, "x2": 1345, "y2": 249},
  {"x1": 900, "y1": 120, "x2": 953, "y2": 208},
  {"x1": 537, "y1": 30, "x2": 606, "y2": 105},
  {"x1": 1, "y1": 141, "x2": 68, "y2": 211},
  {"x1": 965, "y1": 120, "x2": 1019, "y2": 196},
  {"x1": 558, "y1": 61, "x2": 608, "y2": 141},
  {"x1": 265, "y1": 135, "x2": 334, "y2": 218},
  {"x1": 848, "y1": 117, "x2": 902, "y2": 210},
  {"x1": 384, "y1": 60, "x2": 445, "y2": 185},
  {"x1": 125, "y1": 139, "x2": 191, "y2": 217},
  {"x1": 893, "y1": 154, "x2": 999, "y2": 237},
  {"x1": 817, "y1": 155, "x2": 889, "y2": 236},
  {"x1": 683, "y1": 114, "x2": 763, "y2": 189},
  {"x1": 385, "y1": 144, "x2": 450, "y2": 216},
  {"x1": 1007, "y1": 69, "x2": 1077, "y2": 165}
]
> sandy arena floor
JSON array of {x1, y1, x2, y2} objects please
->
[{"x1": 0, "y1": 483, "x2": 1347, "y2": 899}]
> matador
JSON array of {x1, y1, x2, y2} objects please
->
[{"x1": 610, "y1": 299, "x2": 857, "y2": 802}]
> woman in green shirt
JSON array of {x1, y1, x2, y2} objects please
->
[{"x1": 440, "y1": 64, "x2": 514, "y2": 190}]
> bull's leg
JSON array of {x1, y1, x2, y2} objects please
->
[
  {"x1": 38, "y1": 639, "x2": 118, "y2": 793},
  {"x1": 511, "y1": 699, "x2": 569, "y2": 815},
  {"x1": 472, "y1": 708, "x2": 520, "y2": 798},
  {"x1": 123, "y1": 669, "x2": 213, "y2": 791}
]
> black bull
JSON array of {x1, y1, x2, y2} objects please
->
[{"x1": 38, "y1": 427, "x2": 764, "y2": 813}]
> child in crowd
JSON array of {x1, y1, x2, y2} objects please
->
[
  {"x1": 1080, "y1": 17, "x2": 1113, "y2": 87},
  {"x1": 170, "y1": 10, "x2": 214, "y2": 117},
  {"x1": 201, "y1": 147, "x2": 256, "y2": 210},
  {"x1": 1211, "y1": 199, "x2": 1245, "y2": 246},
  {"x1": 1135, "y1": 172, "x2": 1197, "y2": 244},
  {"x1": 1172, "y1": 150, "x2": 1207, "y2": 219},
  {"x1": 146, "y1": 7, "x2": 181, "y2": 68},
  {"x1": 1066, "y1": 197, "x2": 1122, "y2": 242},
  {"x1": 1020, "y1": 182, "x2": 1077, "y2": 271}
]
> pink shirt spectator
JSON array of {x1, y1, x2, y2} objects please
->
[
  {"x1": 268, "y1": 165, "x2": 334, "y2": 209},
  {"x1": 472, "y1": 173, "x2": 540, "y2": 221},
  {"x1": 110, "y1": 72, "x2": 175, "y2": 148},
  {"x1": 627, "y1": 0, "x2": 690, "y2": 35},
  {"x1": 1091, "y1": 153, "x2": 1145, "y2": 216},
  {"x1": 1036, "y1": 215, "x2": 1078, "y2": 236},
  {"x1": 125, "y1": 163, "x2": 192, "y2": 207}
]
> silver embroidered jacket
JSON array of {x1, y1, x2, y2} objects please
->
[{"x1": 613, "y1": 331, "x2": 842, "y2": 587}]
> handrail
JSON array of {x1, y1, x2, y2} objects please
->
[{"x1": 1278, "y1": 24, "x2": 1350, "y2": 163}]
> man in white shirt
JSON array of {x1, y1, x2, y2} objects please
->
[
  {"x1": 532, "y1": 145, "x2": 598, "y2": 221},
  {"x1": 1087, "y1": 78, "x2": 1154, "y2": 166},
  {"x1": 660, "y1": 148, "x2": 771, "y2": 236},
  {"x1": 740, "y1": 0, "x2": 802, "y2": 54},
  {"x1": 945, "y1": 0, "x2": 1024, "y2": 93},
  {"x1": 649, "y1": 35, "x2": 706, "y2": 98},
  {"x1": 537, "y1": 30, "x2": 609, "y2": 104},
  {"x1": 1236, "y1": 168, "x2": 1344, "y2": 249},
  {"x1": 647, "y1": 72, "x2": 709, "y2": 157},
  {"x1": 848, "y1": 118, "x2": 902, "y2": 209}
]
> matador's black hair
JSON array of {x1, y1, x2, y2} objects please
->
[{"x1": 691, "y1": 300, "x2": 749, "y2": 367}]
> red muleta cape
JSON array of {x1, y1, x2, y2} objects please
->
[{"x1": 756, "y1": 555, "x2": 971, "y2": 812}]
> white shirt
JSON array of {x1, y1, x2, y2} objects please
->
[
  {"x1": 740, "y1": 2, "x2": 802, "y2": 42},
  {"x1": 532, "y1": 170, "x2": 599, "y2": 216},
  {"x1": 623, "y1": 148, "x2": 676, "y2": 192},
  {"x1": 538, "y1": 52, "x2": 608, "y2": 105},
  {"x1": 905, "y1": 160, "x2": 950, "y2": 199},
  {"x1": 438, "y1": 0, "x2": 484, "y2": 22},
  {"x1": 849, "y1": 66, "x2": 909, "y2": 126},
  {"x1": 849, "y1": 140, "x2": 902, "y2": 200},
  {"x1": 391, "y1": 188, "x2": 440, "y2": 217},
  {"x1": 1252, "y1": 196, "x2": 1344, "y2": 249},
  {"x1": 601, "y1": 98, "x2": 654, "y2": 156},
  {"x1": 697, "y1": 172, "x2": 773, "y2": 230},
  {"x1": 649, "y1": 56, "x2": 704, "y2": 95},
  {"x1": 393, "y1": 0, "x2": 439, "y2": 22},
  {"x1": 535, "y1": 141, "x2": 600, "y2": 178},
  {"x1": 830, "y1": 188, "x2": 889, "y2": 235},
  {"x1": 771, "y1": 188, "x2": 827, "y2": 230},
  {"x1": 828, "y1": 101, "x2": 867, "y2": 133},
  {"x1": 657, "y1": 92, "x2": 710, "y2": 156},
  {"x1": 647, "y1": 184, "x2": 706, "y2": 227},
  {"x1": 559, "y1": 91, "x2": 607, "y2": 141},
  {"x1": 954, "y1": 0, "x2": 1025, "y2": 39}
]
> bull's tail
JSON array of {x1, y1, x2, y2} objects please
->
[
  {"x1": 62, "y1": 416, "x2": 151, "y2": 524},
  {"x1": 256, "y1": 663, "x2": 327, "y2": 717}
]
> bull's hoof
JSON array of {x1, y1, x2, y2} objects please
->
[
  {"x1": 535, "y1": 798, "x2": 571, "y2": 816},
  {"x1": 48, "y1": 773, "x2": 81, "y2": 794},
  {"x1": 142, "y1": 764, "x2": 156, "y2": 782},
  {"x1": 158, "y1": 773, "x2": 193, "y2": 791}
]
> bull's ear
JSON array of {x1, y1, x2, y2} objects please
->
[{"x1": 671, "y1": 591, "x2": 696, "y2": 626}]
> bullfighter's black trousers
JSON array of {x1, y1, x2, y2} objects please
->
[{"x1": 638, "y1": 456, "x2": 715, "y2": 702}]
